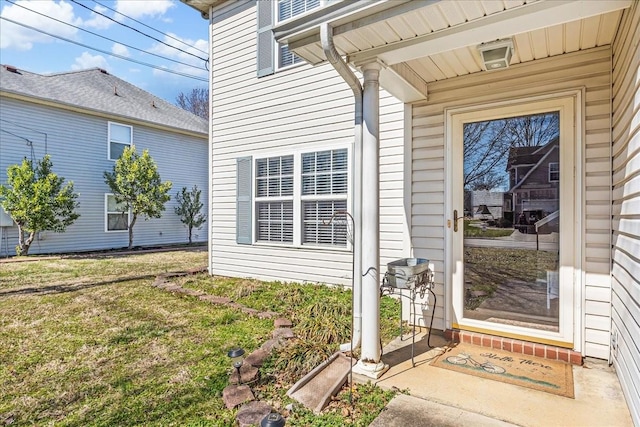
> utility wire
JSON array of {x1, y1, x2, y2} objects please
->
[
  {"x1": 4, "y1": 0, "x2": 207, "y2": 73},
  {"x1": 0, "y1": 16, "x2": 208, "y2": 82},
  {"x1": 69, "y1": 0, "x2": 208, "y2": 63},
  {"x1": 0, "y1": 128, "x2": 33, "y2": 144},
  {"x1": 0, "y1": 118, "x2": 48, "y2": 153},
  {"x1": 92, "y1": 0, "x2": 208, "y2": 55}
]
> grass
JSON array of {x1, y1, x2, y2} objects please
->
[
  {"x1": 463, "y1": 220, "x2": 514, "y2": 238},
  {"x1": 0, "y1": 249, "x2": 400, "y2": 426}
]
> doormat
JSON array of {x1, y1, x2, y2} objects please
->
[{"x1": 432, "y1": 343, "x2": 574, "y2": 398}]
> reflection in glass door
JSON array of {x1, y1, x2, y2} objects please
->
[{"x1": 461, "y1": 112, "x2": 560, "y2": 331}]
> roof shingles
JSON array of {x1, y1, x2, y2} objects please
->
[{"x1": 0, "y1": 65, "x2": 208, "y2": 135}]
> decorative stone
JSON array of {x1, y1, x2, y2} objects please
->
[
  {"x1": 230, "y1": 363, "x2": 259, "y2": 385},
  {"x1": 198, "y1": 295, "x2": 231, "y2": 304},
  {"x1": 261, "y1": 339, "x2": 282, "y2": 352},
  {"x1": 222, "y1": 384, "x2": 254, "y2": 409},
  {"x1": 272, "y1": 328, "x2": 294, "y2": 340},
  {"x1": 245, "y1": 348, "x2": 269, "y2": 367},
  {"x1": 236, "y1": 401, "x2": 273, "y2": 427},
  {"x1": 274, "y1": 318, "x2": 293, "y2": 328}
]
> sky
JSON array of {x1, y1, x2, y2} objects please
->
[{"x1": 0, "y1": 0, "x2": 209, "y2": 103}]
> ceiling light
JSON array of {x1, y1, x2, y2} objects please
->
[{"x1": 478, "y1": 38, "x2": 514, "y2": 71}]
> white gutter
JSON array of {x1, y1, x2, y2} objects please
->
[{"x1": 320, "y1": 23, "x2": 362, "y2": 352}]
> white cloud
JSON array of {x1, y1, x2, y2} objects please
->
[
  {"x1": 112, "y1": 43, "x2": 130, "y2": 57},
  {"x1": 148, "y1": 32, "x2": 209, "y2": 79},
  {"x1": 83, "y1": 4, "x2": 112, "y2": 30},
  {"x1": 114, "y1": 0, "x2": 174, "y2": 20},
  {"x1": 71, "y1": 52, "x2": 109, "y2": 71},
  {"x1": 0, "y1": 0, "x2": 81, "y2": 50}
]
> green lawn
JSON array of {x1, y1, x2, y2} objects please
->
[{"x1": 0, "y1": 249, "x2": 399, "y2": 426}]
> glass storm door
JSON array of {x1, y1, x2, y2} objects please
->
[{"x1": 450, "y1": 97, "x2": 576, "y2": 345}]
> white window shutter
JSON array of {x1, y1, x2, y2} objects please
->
[
  {"x1": 236, "y1": 156, "x2": 253, "y2": 244},
  {"x1": 256, "y1": 1, "x2": 274, "y2": 77}
]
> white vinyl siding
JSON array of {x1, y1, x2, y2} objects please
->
[
  {"x1": 209, "y1": 1, "x2": 406, "y2": 286},
  {"x1": 411, "y1": 46, "x2": 613, "y2": 352},
  {"x1": 611, "y1": 2, "x2": 640, "y2": 424},
  {"x1": 108, "y1": 122, "x2": 132, "y2": 160}
]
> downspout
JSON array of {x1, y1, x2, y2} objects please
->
[{"x1": 320, "y1": 23, "x2": 362, "y2": 352}]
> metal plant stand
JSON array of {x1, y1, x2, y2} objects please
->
[{"x1": 381, "y1": 259, "x2": 436, "y2": 367}]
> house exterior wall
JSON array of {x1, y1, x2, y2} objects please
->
[
  {"x1": 0, "y1": 97, "x2": 208, "y2": 255},
  {"x1": 610, "y1": 1, "x2": 640, "y2": 424},
  {"x1": 411, "y1": 46, "x2": 613, "y2": 358},
  {"x1": 208, "y1": 1, "x2": 406, "y2": 285}
]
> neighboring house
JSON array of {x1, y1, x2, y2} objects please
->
[
  {"x1": 181, "y1": 0, "x2": 639, "y2": 420},
  {"x1": 505, "y1": 138, "x2": 560, "y2": 232},
  {"x1": 0, "y1": 66, "x2": 208, "y2": 255}
]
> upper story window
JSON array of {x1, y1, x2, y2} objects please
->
[
  {"x1": 277, "y1": 0, "x2": 320, "y2": 22},
  {"x1": 108, "y1": 122, "x2": 132, "y2": 160},
  {"x1": 275, "y1": 0, "x2": 321, "y2": 69},
  {"x1": 548, "y1": 162, "x2": 559, "y2": 182}
]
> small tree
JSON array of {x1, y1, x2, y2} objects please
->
[
  {"x1": 174, "y1": 185, "x2": 206, "y2": 244},
  {"x1": 103, "y1": 146, "x2": 172, "y2": 249},
  {"x1": 0, "y1": 155, "x2": 80, "y2": 256}
]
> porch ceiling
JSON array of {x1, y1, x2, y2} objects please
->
[{"x1": 281, "y1": 0, "x2": 629, "y2": 91}]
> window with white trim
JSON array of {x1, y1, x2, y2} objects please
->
[
  {"x1": 108, "y1": 122, "x2": 132, "y2": 160},
  {"x1": 549, "y1": 162, "x2": 559, "y2": 182},
  {"x1": 105, "y1": 194, "x2": 129, "y2": 232},
  {"x1": 251, "y1": 148, "x2": 349, "y2": 248},
  {"x1": 275, "y1": 0, "x2": 320, "y2": 69},
  {"x1": 255, "y1": 155, "x2": 294, "y2": 243}
]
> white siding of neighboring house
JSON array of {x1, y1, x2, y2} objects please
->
[
  {"x1": 209, "y1": 2, "x2": 405, "y2": 285},
  {"x1": 611, "y1": 1, "x2": 640, "y2": 424},
  {"x1": 0, "y1": 97, "x2": 208, "y2": 255},
  {"x1": 410, "y1": 46, "x2": 613, "y2": 356}
]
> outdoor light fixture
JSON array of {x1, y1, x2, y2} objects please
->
[
  {"x1": 261, "y1": 413, "x2": 285, "y2": 427},
  {"x1": 227, "y1": 347, "x2": 245, "y2": 382},
  {"x1": 478, "y1": 38, "x2": 514, "y2": 71}
]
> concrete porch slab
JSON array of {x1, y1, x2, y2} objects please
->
[{"x1": 358, "y1": 331, "x2": 632, "y2": 427}]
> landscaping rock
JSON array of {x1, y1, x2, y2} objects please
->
[
  {"x1": 245, "y1": 348, "x2": 269, "y2": 367},
  {"x1": 261, "y1": 338, "x2": 282, "y2": 352},
  {"x1": 198, "y1": 295, "x2": 231, "y2": 304},
  {"x1": 274, "y1": 318, "x2": 292, "y2": 328},
  {"x1": 258, "y1": 311, "x2": 278, "y2": 319},
  {"x1": 236, "y1": 401, "x2": 273, "y2": 427},
  {"x1": 272, "y1": 328, "x2": 294, "y2": 340},
  {"x1": 230, "y1": 363, "x2": 259, "y2": 385},
  {"x1": 222, "y1": 385, "x2": 254, "y2": 409}
]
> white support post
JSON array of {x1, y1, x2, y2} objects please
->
[{"x1": 353, "y1": 61, "x2": 388, "y2": 379}]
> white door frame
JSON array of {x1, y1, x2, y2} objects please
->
[{"x1": 444, "y1": 90, "x2": 583, "y2": 349}]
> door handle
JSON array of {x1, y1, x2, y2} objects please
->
[{"x1": 454, "y1": 209, "x2": 463, "y2": 232}]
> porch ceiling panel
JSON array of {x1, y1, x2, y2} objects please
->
[{"x1": 287, "y1": 0, "x2": 628, "y2": 86}]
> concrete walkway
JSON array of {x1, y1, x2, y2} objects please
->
[{"x1": 359, "y1": 332, "x2": 632, "y2": 427}]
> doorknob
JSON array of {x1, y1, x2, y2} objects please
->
[{"x1": 454, "y1": 209, "x2": 463, "y2": 232}]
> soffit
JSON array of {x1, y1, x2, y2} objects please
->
[{"x1": 287, "y1": 0, "x2": 628, "y2": 84}]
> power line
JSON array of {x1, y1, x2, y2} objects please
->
[
  {"x1": 0, "y1": 16, "x2": 208, "y2": 82},
  {"x1": 92, "y1": 0, "x2": 208, "y2": 56},
  {"x1": 69, "y1": 0, "x2": 208, "y2": 63},
  {"x1": 0, "y1": 118, "x2": 48, "y2": 153},
  {"x1": 4, "y1": 0, "x2": 207, "y2": 73}
]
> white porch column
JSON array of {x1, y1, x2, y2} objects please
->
[{"x1": 353, "y1": 61, "x2": 388, "y2": 379}]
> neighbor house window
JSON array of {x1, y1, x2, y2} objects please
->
[
  {"x1": 108, "y1": 122, "x2": 132, "y2": 160},
  {"x1": 105, "y1": 194, "x2": 129, "y2": 232},
  {"x1": 549, "y1": 162, "x2": 559, "y2": 182}
]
